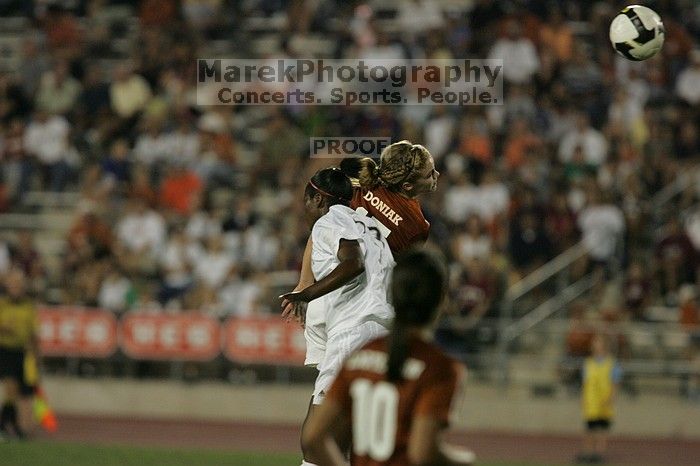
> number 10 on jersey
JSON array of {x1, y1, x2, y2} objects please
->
[{"x1": 350, "y1": 379, "x2": 400, "y2": 461}]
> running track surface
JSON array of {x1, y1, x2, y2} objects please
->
[{"x1": 41, "y1": 414, "x2": 700, "y2": 466}]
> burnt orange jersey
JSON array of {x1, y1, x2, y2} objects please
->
[
  {"x1": 350, "y1": 186, "x2": 430, "y2": 255},
  {"x1": 326, "y1": 336, "x2": 462, "y2": 466}
]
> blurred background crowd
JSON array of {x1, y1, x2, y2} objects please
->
[{"x1": 0, "y1": 0, "x2": 698, "y2": 373}]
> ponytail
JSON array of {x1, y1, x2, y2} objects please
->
[
  {"x1": 357, "y1": 157, "x2": 382, "y2": 189},
  {"x1": 386, "y1": 247, "x2": 448, "y2": 382},
  {"x1": 386, "y1": 320, "x2": 409, "y2": 382}
]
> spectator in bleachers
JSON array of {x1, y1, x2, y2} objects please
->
[
  {"x1": 538, "y1": 8, "x2": 573, "y2": 64},
  {"x1": 560, "y1": 44, "x2": 604, "y2": 102},
  {"x1": 184, "y1": 193, "x2": 222, "y2": 242},
  {"x1": 114, "y1": 197, "x2": 166, "y2": 276},
  {"x1": 436, "y1": 256, "x2": 500, "y2": 356},
  {"x1": 23, "y1": 110, "x2": 71, "y2": 192},
  {"x1": 193, "y1": 234, "x2": 234, "y2": 290},
  {"x1": 423, "y1": 106, "x2": 456, "y2": 162},
  {"x1": 655, "y1": 217, "x2": 698, "y2": 304},
  {"x1": 397, "y1": 0, "x2": 444, "y2": 38},
  {"x1": 676, "y1": 50, "x2": 700, "y2": 106},
  {"x1": 77, "y1": 163, "x2": 114, "y2": 211},
  {"x1": 0, "y1": 119, "x2": 32, "y2": 204},
  {"x1": 443, "y1": 173, "x2": 478, "y2": 226},
  {"x1": 0, "y1": 73, "x2": 30, "y2": 125},
  {"x1": 577, "y1": 189, "x2": 625, "y2": 275},
  {"x1": 256, "y1": 112, "x2": 306, "y2": 187},
  {"x1": 129, "y1": 165, "x2": 158, "y2": 208},
  {"x1": 452, "y1": 215, "x2": 492, "y2": 266},
  {"x1": 9, "y1": 231, "x2": 45, "y2": 297},
  {"x1": 240, "y1": 223, "x2": 282, "y2": 272},
  {"x1": 488, "y1": 20, "x2": 539, "y2": 85},
  {"x1": 109, "y1": 62, "x2": 152, "y2": 120},
  {"x1": 133, "y1": 118, "x2": 170, "y2": 167},
  {"x1": 158, "y1": 224, "x2": 199, "y2": 307},
  {"x1": 42, "y1": 4, "x2": 83, "y2": 57},
  {"x1": 77, "y1": 64, "x2": 111, "y2": 121},
  {"x1": 674, "y1": 120, "x2": 700, "y2": 162},
  {"x1": 34, "y1": 59, "x2": 81, "y2": 116},
  {"x1": 98, "y1": 261, "x2": 134, "y2": 314},
  {"x1": 509, "y1": 211, "x2": 552, "y2": 276},
  {"x1": 17, "y1": 38, "x2": 48, "y2": 99},
  {"x1": 217, "y1": 265, "x2": 264, "y2": 318},
  {"x1": 457, "y1": 114, "x2": 493, "y2": 170},
  {"x1": 167, "y1": 115, "x2": 201, "y2": 165},
  {"x1": 558, "y1": 113, "x2": 608, "y2": 168},
  {"x1": 545, "y1": 190, "x2": 579, "y2": 253},
  {"x1": 503, "y1": 118, "x2": 543, "y2": 171},
  {"x1": 159, "y1": 162, "x2": 203, "y2": 217},
  {"x1": 101, "y1": 139, "x2": 132, "y2": 189},
  {"x1": 476, "y1": 169, "x2": 509, "y2": 225},
  {"x1": 65, "y1": 205, "x2": 113, "y2": 273},
  {"x1": 623, "y1": 262, "x2": 653, "y2": 321}
]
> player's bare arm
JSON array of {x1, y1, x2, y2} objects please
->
[
  {"x1": 281, "y1": 235, "x2": 315, "y2": 323},
  {"x1": 279, "y1": 239, "x2": 364, "y2": 312},
  {"x1": 300, "y1": 398, "x2": 348, "y2": 466}
]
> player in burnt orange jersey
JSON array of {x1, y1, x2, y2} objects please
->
[
  {"x1": 302, "y1": 248, "x2": 474, "y2": 466},
  {"x1": 342, "y1": 140, "x2": 438, "y2": 255}
]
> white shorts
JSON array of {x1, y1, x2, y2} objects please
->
[
  {"x1": 312, "y1": 320, "x2": 389, "y2": 405},
  {"x1": 304, "y1": 297, "x2": 327, "y2": 367}
]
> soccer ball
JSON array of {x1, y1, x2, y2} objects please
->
[{"x1": 609, "y1": 5, "x2": 665, "y2": 61}]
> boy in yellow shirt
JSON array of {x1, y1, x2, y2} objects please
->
[{"x1": 576, "y1": 334, "x2": 622, "y2": 464}]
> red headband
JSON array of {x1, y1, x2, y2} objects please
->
[{"x1": 309, "y1": 179, "x2": 349, "y2": 202}]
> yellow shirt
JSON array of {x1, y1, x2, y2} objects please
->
[
  {"x1": 582, "y1": 356, "x2": 615, "y2": 420},
  {"x1": 0, "y1": 298, "x2": 38, "y2": 349}
]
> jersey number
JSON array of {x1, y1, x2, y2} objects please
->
[
  {"x1": 355, "y1": 207, "x2": 392, "y2": 238},
  {"x1": 350, "y1": 380, "x2": 399, "y2": 461}
]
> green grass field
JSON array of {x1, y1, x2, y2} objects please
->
[{"x1": 0, "y1": 441, "x2": 566, "y2": 466}]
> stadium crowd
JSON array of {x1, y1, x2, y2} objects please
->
[{"x1": 0, "y1": 0, "x2": 698, "y2": 361}]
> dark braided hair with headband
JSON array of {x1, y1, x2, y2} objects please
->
[
  {"x1": 304, "y1": 167, "x2": 353, "y2": 207},
  {"x1": 340, "y1": 140, "x2": 432, "y2": 192}
]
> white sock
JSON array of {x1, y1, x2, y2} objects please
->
[{"x1": 301, "y1": 461, "x2": 318, "y2": 466}]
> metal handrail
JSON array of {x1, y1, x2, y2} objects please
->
[
  {"x1": 505, "y1": 241, "x2": 588, "y2": 301},
  {"x1": 503, "y1": 274, "x2": 594, "y2": 342},
  {"x1": 649, "y1": 167, "x2": 699, "y2": 212}
]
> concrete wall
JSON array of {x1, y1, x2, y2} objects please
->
[{"x1": 44, "y1": 376, "x2": 700, "y2": 439}]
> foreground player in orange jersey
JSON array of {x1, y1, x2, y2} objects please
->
[{"x1": 302, "y1": 247, "x2": 474, "y2": 466}]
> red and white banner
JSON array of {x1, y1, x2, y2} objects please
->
[
  {"x1": 39, "y1": 307, "x2": 118, "y2": 357},
  {"x1": 223, "y1": 317, "x2": 306, "y2": 364},
  {"x1": 119, "y1": 313, "x2": 221, "y2": 361},
  {"x1": 37, "y1": 307, "x2": 308, "y2": 364}
]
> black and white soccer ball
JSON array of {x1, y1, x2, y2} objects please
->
[{"x1": 609, "y1": 5, "x2": 665, "y2": 61}]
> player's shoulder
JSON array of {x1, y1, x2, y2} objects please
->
[
  {"x1": 315, "y1": 205, "x2": 356, "y2": 229},
  {"x1": 415, "y1": 338, "x2": 462, "y2": 377}
]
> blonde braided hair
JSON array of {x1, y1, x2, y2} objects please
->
[{"x1": 356, "y1": 140, "x2": 432, "y2": 191}]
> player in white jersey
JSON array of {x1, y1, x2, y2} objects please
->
[{"x1": 280, "y1": 167, "x2": 394, "y2": 466}]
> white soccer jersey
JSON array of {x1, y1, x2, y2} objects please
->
[{"x1": 310, "y1": 204, "x2": 395, "y2": 338}]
